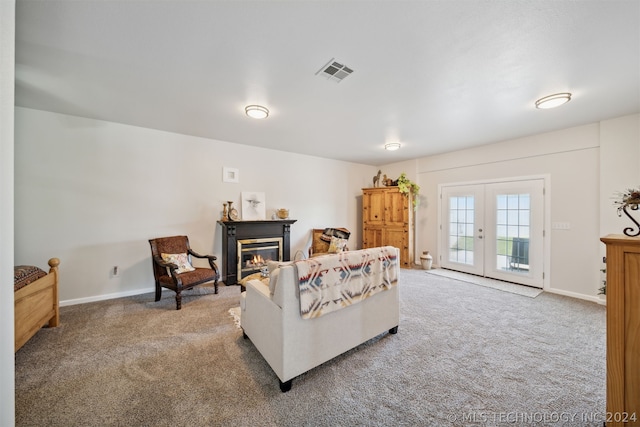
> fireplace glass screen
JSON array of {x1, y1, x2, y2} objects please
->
[{"x1": 237, "y1": 237, "x2": 283, "y2": 280}]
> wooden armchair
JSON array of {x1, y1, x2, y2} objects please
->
[
  {"x1": 308, "y1": 227, "x2": 351, "y2": 257},
  {"x1": 149, "y1": 235, "x2": 220, "y2": 310}
]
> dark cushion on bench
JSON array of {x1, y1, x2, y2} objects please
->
[{"x1": 14, "y1": 265, "x2": 47, "y2": 292}]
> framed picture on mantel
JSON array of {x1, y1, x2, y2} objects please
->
[{"x1": 241, "y1": 192, "x2": 266, "y2": 220}]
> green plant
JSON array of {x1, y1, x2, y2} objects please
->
[
  {"x1": 397, "y1": 172, "x2": 420, "y2": 210},
  {"x1": 598, "y1": 267, "x2": 606, "y2": 295}
]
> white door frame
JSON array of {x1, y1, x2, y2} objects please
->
[{"x1": 437, "y1": 175, "x2": 551, "y2": 290}]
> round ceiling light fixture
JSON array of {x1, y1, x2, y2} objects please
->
[
  {"x1": 385, "y1": 142, "x2": 401, "y2": 151},
  {"x1": 535, "y1": 92, "x2": 572, "y2": 109},
  {"x1": 245, "y1": 105, "x2": 269, "y2": 119}
]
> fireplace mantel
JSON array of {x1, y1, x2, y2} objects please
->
[{"x1": 217, "y1": 219, "x2": 296, "y2": 286}]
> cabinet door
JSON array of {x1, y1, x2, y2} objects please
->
[
  {"x1": 363, "y1": 227, "x2": 383, "y2": 249},
  {"x1": 384, "y1": 227, "x2": 409, "y2": 266},
  {"x1": 601, "y1": 235, "x2": 640, "y2": 424},
  {"x1": 363, "y1": 190, "x2": 386, "y2": 227},
  {"x1": 385, "y1": 189, "x2": 409, "y2": 227}
]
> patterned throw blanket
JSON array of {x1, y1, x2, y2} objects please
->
[
  {"x1": 295, "y1": 246, "x2": 399, "y2": 319},
  {"x1": 14, "y1": 265, "x2": 47, "y2": 292}
]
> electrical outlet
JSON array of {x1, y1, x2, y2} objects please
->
[{"x1": 112, "y1": 266, "x2": 120, "y2": 277}]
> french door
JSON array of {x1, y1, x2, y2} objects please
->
[{"x1": 440, "y1": 179, "x2": 544, "y2": 288}]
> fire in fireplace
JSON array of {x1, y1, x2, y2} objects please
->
[
  {"x1": 237, "y1": 237, "x2": 283, "y2": 280},
  {"x1": 247, "y1": 254, "x2": 266, "y2": 268}
]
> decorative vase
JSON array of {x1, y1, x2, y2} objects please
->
[
  {"x1": 420, "y1": 251, "x2": 433, "y2": 270},
  {"x1": 222, "y1": 203, "x2": 229, "y2": 221},
  {"x1": 227, "y1": 201, "x2": 238, "y2": 221},
  {"x1": 276, "y1": 208, "x2": 289, "y2": 219}
]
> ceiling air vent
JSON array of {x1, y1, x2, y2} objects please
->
[{"x1": 316, "y1": 58, "x2": 354, "y2": 83}]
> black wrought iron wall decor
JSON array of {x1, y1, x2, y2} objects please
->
[
  {"x1": 615, "y1": 188, "x2": 640, "y2": 237},
  {"x1": 619, "y1": 204, "x2": 640, "y2": 237}
]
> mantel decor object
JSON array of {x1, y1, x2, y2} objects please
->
[
  {"x1": 276, "y1": 208, "x2": 289, "y2": 219},
  {"x1": 373, "y1": 170, "x2": 382, "y2": 187},
  {"x1": 222, "y1": 203, "x2": 229, "y2": 221},
  {"x1": 241, "y1": 192, "x2": 266, "y2": 220},
  {"x1": 614, "y1": 188, "x2": 640, "y2": 237},
  {"x1": 227, "y1": 201, "x2": 239, "y2": 221}
]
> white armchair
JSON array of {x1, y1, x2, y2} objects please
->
[{"x1": 240, "y1": 247, "x2": 400, "y2": 391}]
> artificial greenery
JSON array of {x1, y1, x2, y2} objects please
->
[
  {"x1": 598, "y1": 267, "x2": 606, "y2": 296},
  {"x1": 397, "y1": 172, "x2": 420, "y2": 210}
]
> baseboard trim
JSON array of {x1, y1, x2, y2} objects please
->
[
  {"x1": 60, "y1": 287, "x2": 156, "y2": 307},
  {"x1": 545, "y1": 287, "x2": 606, "y2": 305},
  {"x1": 60, "y1": 284, "x2": 606, "y2": 307}
]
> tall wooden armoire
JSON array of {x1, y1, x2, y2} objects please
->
[
  {"x1": 362, "y1": 187, "x2": 413, "y2": 267},
  {"x1": 600, "y1": 234, "x2": 640, "y2": 426}
]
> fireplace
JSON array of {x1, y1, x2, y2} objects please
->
[
  {"x1": 238, "y1": 237, "x2": 283, "y2": 279},
  {"x1": 217, "y1": 219, "x2": 296, "y2": 286}
]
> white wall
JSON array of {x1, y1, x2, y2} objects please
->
[
  {"x1": 392, "y1": 116, "x2": 640, "y2": 302},
  {"x1": 599, "y1": 114, "x2": 640, "y2": 236},
  {"x1": 598, "y1": 114, "x2": 640, "y2": 298},
  {"x1": 0, "y1": 1, "x2": 16, "y2": 425},
  {"x1": 409, "y1": 124, "x2": 604, "y2": 301},
  {"x1": 14, "y1": 107, "x2": 375, "y2": 305}
]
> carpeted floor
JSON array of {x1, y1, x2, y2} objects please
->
[
  {"x1": 15, "y1": 269, "x2": 606, "y2": 426},
  {"x1": 426, "y1": 268, "x2": 543, "y2": 298}
]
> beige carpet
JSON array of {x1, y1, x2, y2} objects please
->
[
  {"x1": 15, "y1": 270, "x2": 605, "y2": 426},
  {"x1": 426, "y1": 268, "x2": 543, "y2": 297}
]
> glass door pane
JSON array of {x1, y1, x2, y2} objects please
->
[
  {"x1": 484, "y1": 180, "x2": 544, "y2": 288},
  {"x1": 440, "y1": 185, "x2": 484, "y2": 275},
  {"x1": 449, "y1": 195, "x2": 476, "y2": 264},
  {"x1": 495, "y1": 193, "x2": 530, "y2": 273}
]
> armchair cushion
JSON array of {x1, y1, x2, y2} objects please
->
[
  {"x1": 320, "y1": 227, "x2": 351, "y2": 242},
  {"x1": 160, "y1": 253, "x2": 195, "y2": 274},
  {"x1": 328, "y1": 236, "x2": 348, "y2": 253},
  {"x1": 267, "y1": 260, "x2": 292, "y2": 295},
  {"x1": 268, "y1": 269, "x2": 280, "y2": 296},
  {"x1": 157, "y1": 268, "x2": 216, "y2": 286}
]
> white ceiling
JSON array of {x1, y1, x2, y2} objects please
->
[{"x1": 14, "y1": 0, "x2": 640, "y2": 166}]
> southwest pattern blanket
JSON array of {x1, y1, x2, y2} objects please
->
[{"x1": 295, "y1": 246, "x2": 399, "y2": 319}]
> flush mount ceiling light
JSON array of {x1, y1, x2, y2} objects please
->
[
  {"x1": 535, "y1": 92, "x2": 572, "y2": 109},
  {"x1": 385, "y1": 142, "x2": 401, "y2": 151},
  {"x1": 245, "y1": 105, "x2": 269, "y2": 119}
]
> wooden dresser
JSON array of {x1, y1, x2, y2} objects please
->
[
  {"x1": 600, "y1": 234, "x2": 640, "y2": 426},
  {"x1": 362, "y1": 187, "x2": 413, "y2": 267}
]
